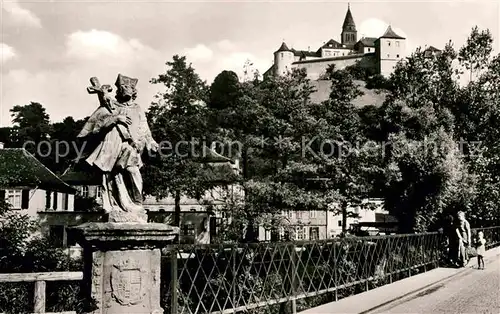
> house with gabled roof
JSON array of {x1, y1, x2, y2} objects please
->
[
  {"x1": 0, "y1": 143, "x2": 76, "y2": 215},
  {"x1": 0, "y1": 143, "x2": 80, "y2": 249}
]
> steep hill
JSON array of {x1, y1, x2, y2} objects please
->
[{"x1": 310, "y1": 80, "x2": 388, "y2": 107}]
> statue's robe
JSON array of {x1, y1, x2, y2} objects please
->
[{"x1": 78, "y1": 101, "x2": 154, "y2": 214}]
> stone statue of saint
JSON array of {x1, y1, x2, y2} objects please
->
[{"x1": 78, "y1": 74, "x2": 158, "y2": 222}]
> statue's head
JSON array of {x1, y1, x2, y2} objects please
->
[{"x1": 115, "y1": 74, "x2": 138, "y2": 102}]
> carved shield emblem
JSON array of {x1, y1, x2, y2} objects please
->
[{"x1": 111, "y1": 258, "x2": 147, "y2": 306}]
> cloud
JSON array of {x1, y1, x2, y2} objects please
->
[
  {"x1": 1, "y1": 43, "x2": 16, "y2": 63},
  {"x1": 2, "y1": 30, "x2": 166, "y2": 126},
  {"x1": 183, "y1": 44, "x2": 214, "y2": 62},
  {"x1": 2, "y1": 0, "x2": 42, "y2": 28},
  {"x1": 216, "y1": 40, "x2": 236, "y2": 51},
  {"x1": 359, "y1": 18, "x2": 414, "y2": 54},
  {"x1": 178, "y1": 40, "x2": 271, "y2": 83},
  {"x1": 66, "y1": 30, "x2": 158, "y2": 65}
]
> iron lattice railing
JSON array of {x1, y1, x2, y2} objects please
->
[
  {"x1": 161, "y1": 232, "x2": 444, "y2": 314},
  {"x1": 473, "y1": 226, "x2": 500, "y2": 249},
  {"x1": 161, "y1": 227, "x2": 500, "y2": 314},
  {"x1": 1, "y1": 227, "x2": 498, "y2": 313}
]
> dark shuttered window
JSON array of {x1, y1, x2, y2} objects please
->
[{"x1": 21, "y1": 190, "x2": 30, "y2": 209}]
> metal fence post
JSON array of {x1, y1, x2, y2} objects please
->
[
  {"x1": 388, "y1": 238, "x2": 392, "y2": 284},
  {"x1": 334, "y1": 241, "x2": 338, "y2": 301},
  {"x1": 365, "y1": 243, "x2": 369, "y2": 292},
  {"x1": 171, "y1": 249, "x2": 178, "y2": 314},
  {"x1": 291, "y1": 243, "x2": 297, "y2": 314},
  {"x1": 232, "y1": 246, "x2": 237, "y2": 311}
]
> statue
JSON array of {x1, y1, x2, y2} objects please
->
[{"x1": 78, "y1": 74, "x2": 158, "y2": 222}]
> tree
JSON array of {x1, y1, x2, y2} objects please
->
[
  {"x1": 378, "y1": 41, "x2": 476, "y2": 232},
  {"x1": 46, "y1": 116, "x2": 88, "y2": 173},
  {"x1": 309, "y1": 65, "x2": 384, "y2": 234},
  {"x1": 458, "y1": 26, "x2": 493, "y2": 82},
  {"x1": 145, "y1": 55, "x2": 218, "y2": 227},
  {"x1": 208, "y1": 70, "x2": 241, "y2": 110},
  {"x1": 10, "y1": 102, "x2": 51, "y2": 147}
]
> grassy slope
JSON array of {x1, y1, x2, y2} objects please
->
[{"x1": 310, "y1": 80, "x2": 387, "y2": 107}]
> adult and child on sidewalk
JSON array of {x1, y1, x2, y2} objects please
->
[{"x1": 447, "y1": 211, "x2": 486, "y2": 269}]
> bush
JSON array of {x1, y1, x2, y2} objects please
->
[
  {"x1": 0, "y1": 202, "x2": 83, "y2": 313},
  {"x1": 365, "y1": 74, "x2": 390, "y2": 90}
]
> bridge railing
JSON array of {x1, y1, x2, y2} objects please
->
[
  {"x1": 0, "y1": 271, "x2": 82, "y2": 314},
  {"x1": 163, "y1": 232, "x2": 444, "y2": 314},
  {"x1": 162, "y1": 226, "x2": 500, "y2": 314},
  {"x1": 1, "y1": 226, "x2": 499, "y2": 314}
]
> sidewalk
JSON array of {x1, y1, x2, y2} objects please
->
[{"x1": 298, "y1": 247, "x2": 500, "y2": 314}]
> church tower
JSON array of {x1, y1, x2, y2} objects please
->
[{"x1": 341, "y1": 4, "x2": 357, "y2": 48}]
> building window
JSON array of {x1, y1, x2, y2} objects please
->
[
  {"x1": 6, "y1": 190, "x2": 22, "y2": 209},
  {"x1": 281, "y1": 53, "x2": 283, "y2": 57},
  {"x1": 296, "y1": 227, "x2": 305, "y2": 240},
  {"x1": 338, "y1": 221, "x2": 342, "y2": 227},
  {"x1": 368, "y1": 48, "x2": 371, "y2": 52},
  {"x1": 81, "y1": 186, "x2": 89, "y2": 198},
  {"x1": 283, "y1": 230, "x2": 291, "y2": 241},
  {"x1": 182, "y1": 223, "x2": 195, "y2": 236},
  {"x1": 265, "y1": 229, "x2": 272, "y2": 241},
  {"x1": 397, "y1": 54, "x2": 400, "y2": 58},
  {"x1": 310, "y1": 211, "x2": 317, "y2": 218},
  {"x1": 310, "y1": 227, "x2": 319, "y2": 240},
  {"x1": 387, "y1": 54, "x2": 390, "y2": 58},
  {"x1": 53, "y1": 192, "x2": 58, "y2": 210},
  {"x1": 296, "y1": 211, "x2": 303, "y2": 219},
  {"x1": 49, "y1": 226, "x2": 65, "y2": 248},
  {"x1": 96, "y1": 186, "x2": 102, "y2": 199},
  {"x1": 45, "y1": 191, "x2": 51, "y2": 209},
  {"x1": 287, "y1": 211, "x2": 293, "y2": 219},
  {"x1": 388, "y1": 41, "x2": 391, "y2": 46},
  {"x1": 62, "y1": 193, "x2": 69, "y2": 210},
  {"x1": 396, "y1": 41, "x2": 400, "y2": 47}
]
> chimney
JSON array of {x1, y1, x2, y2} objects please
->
[
  {"x1": 0, "y1": 142, "x2": 4, "y2": 149},
  {"x1": 308, "y1": 46, "x2": 310, "y2": 52}
]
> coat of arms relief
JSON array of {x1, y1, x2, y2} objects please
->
[{"x1": 110, "y1": 257, "x2": 148, "y2": 306}]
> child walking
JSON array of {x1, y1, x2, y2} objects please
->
[{"x1": 476, "y1": 231, "x2": 486, "y2": 270}]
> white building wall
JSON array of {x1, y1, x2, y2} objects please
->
[
  {"x1": 274, "y1": 51, "x2": 295, "y2": 76},
  {"x1": 326, "y1": 199, "x2": 386, "y2": 237},
  {"x1": 3, "y1": 188, "x2": 75, "y2": 222},
  {"x1": 321, "y1": 48, "x2": 351, "y2": 57},
  {"x1": 377, "y1": 38, "x2": 406, "y2": 77}
]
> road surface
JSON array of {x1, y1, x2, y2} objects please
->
[{"x1": 374, "y1": 258, "x2": 500, "y2": 314}]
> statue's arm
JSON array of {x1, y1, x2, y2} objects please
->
[{"x1": 93, "y1": 114, "x2": 118, "y2": 134}]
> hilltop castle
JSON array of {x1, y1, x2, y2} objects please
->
[{"x1": 264, "y1": 4, "x2": 407, "y2": 80}]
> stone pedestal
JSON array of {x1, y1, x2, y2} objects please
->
[{"x1": 71, "y1": 222, "x2": 179, "y2": 314}]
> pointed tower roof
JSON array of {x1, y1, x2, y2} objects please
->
[
  {"x1": 379, "y1": 25, "x2": 405, "y2": 39},
  {"x1": 342, "y1": 3, "x2": 356, "y2": 30},
  {"x1": 275, "y1": 42, "x2": 292, "y2": 53}
]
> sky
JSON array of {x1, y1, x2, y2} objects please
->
[{"x1": 1, "y1": 0, "x2": 499, "y2": 126}]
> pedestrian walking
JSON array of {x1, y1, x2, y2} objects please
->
[
  {"x1": 455, "y1": 211, "x2": 471, "y2": 267},
  {"x1": 476, "y1": 231, "x2": 486, "y2": 270}
]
